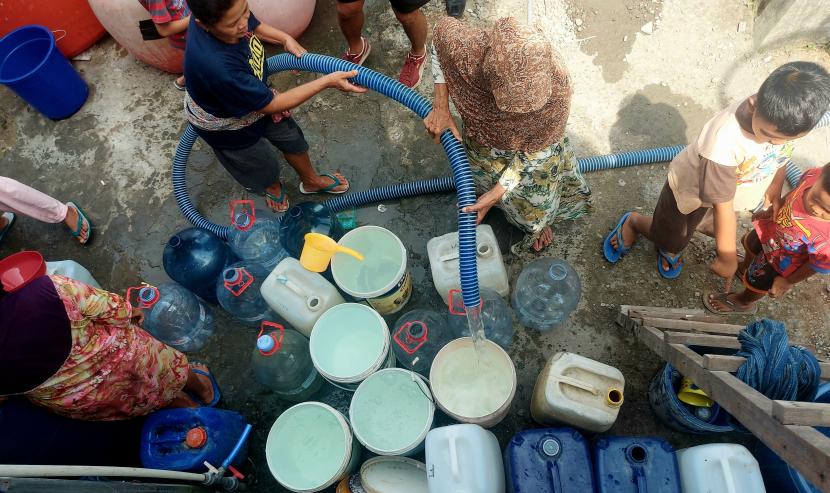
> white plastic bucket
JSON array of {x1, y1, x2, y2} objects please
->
[
  {"x1": 350, "y1": 368, "x2": 435, "y2": 456},
  {"x1": 310, "y1": 303, "x2": 395, "y2": 391},
  {"x1": 266, "y1": 402, "x2": 361, "y2": 492},
  {"x1": 360, "y1": 456, "x2": 429, "y2": 493},
  {"x1": 429, "y1": 337, "x2": 517, "y2": 428},
  {"x1": 331, "y1": 226, "x2": 411, "y2": 315}
]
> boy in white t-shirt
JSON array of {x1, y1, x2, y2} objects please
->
[{"x1": 603, "y1": 61, "x2": 830, "y2": 288}]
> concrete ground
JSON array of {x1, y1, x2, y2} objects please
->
[{"x1": 2, "y1": 0, "x2": 829, "y2": 491}]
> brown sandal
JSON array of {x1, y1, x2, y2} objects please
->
[{"x1": 702, "y1": 292, "x2": 758, "y2": 315}]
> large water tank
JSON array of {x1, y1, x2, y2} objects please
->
[
  {"x1": 0, "y1": 0, "x2": 105, "y2": 58},
  {"x1": 249, "y1": 0, "x2": 316, "y2": 40}
]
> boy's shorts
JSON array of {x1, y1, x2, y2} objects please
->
[
  {"x1": 337, "y1": 0, "x2": 430, "y2": 14},
  {"x1": 742, "y1": 229, "x2": 779, "y2": 293},
  {"x1": 212, "y1": 118, "x2": 309, "y2": 194},
  {"x1": 648, "y1": 181, "x2": 709, "y2": 254}
]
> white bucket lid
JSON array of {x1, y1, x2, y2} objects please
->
[
  {"x1": 310, "y1": 303, "x2": 390, "y2": 384},
  {"x1": 359, "y1": 456, "x2": 429, "y2": 493},
  {"x1": 331, "y1": 226, "x2": 407, "y2": 298},
  {"x1": 265, "y1": 402, "x2": 353, "y2": 492},
  {"x1": 350, "y1": 368, "x2": 435, "y2": 455}
]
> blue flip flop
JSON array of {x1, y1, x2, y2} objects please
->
[
  {"x1": 657, "y1": 249, "x2": 683, "y2": 279},
  {"x1": 65, "y1": 201, "x2": 92, "y2": 245},
  {"x1": 603, "y1": 212, "x2": 633, "y2": 263},
  {"x1": 187, "y1": 366, "x2": 221, "y2": 407},
  {"x1": 0, "y1": 212, "x2": 16, "y2": 244}
]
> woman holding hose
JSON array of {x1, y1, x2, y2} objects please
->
[{"x1": 424, "y1": 17, "x2": 592, "y2": 253}]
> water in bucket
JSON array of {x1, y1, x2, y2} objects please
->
[
  {"x1": 331, "y1": 226, "x2": 411, "y2": 315},
  {"x1": 266, "y1": 402, "x2": 360, "y2": 492}
]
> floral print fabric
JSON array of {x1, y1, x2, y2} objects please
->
[{"x1": 25, "y1": 276, "x2": 189, "y2": 421}]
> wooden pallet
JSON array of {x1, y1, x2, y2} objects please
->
[{"x1": 618, "y1": 305, "x2": 830, "y2": 492}]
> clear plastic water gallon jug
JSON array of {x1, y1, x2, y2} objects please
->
[
  {"x1": 427, "y1": 224, "x2": 509, "y2": 303},
  {"x1": 226, "y1": 200, "x2": 288, "y2": 270},
  {"x1": 447, "y1": 288, "x2": 514, "y2": 349},
  {"x1": 505, "y1": 427, "x2": 595, "y2": 493},
  {"x1": 392, "y1": 309, "x2": 452, "y2": 376},
  {"x1": 279, "y1": 202, "x2": 344, "y2": 259},
  {"x1": 425, "y1": 424, "x2": 505, "y2": 493},
  {"x1": 251, "y1": 321, "x2": 323, "y2": 402},
  {"x1": 260, "y1": 257, "x2": 345, "y2": 338},
  {"x1": 140, "y1": 408, "x2": 250, "y2": 472},
  {"x1": 594, "y1": 436, "x2": 681, "y2": 493},
  {"x1": 45, "y1": 260, "x2": 100, "y2": 288},
  {"x1": 677, "y1": 444, "x2": 765, "y2": 493},
  {"x1": 163, "y1": 227, "x2": 235, "y2": 304},
  {"x1": 129, "y1": 283, "x2": 216, "y2": 352},
  {"x1": 216, "y1": 262, "x2": 276, "y2": 327},
  {"x1": 531, "y1": 352, "x2": 624, "y2": 433},
  {"x1": 512, "y1": 258, "x2": 581, "y2": 331}
]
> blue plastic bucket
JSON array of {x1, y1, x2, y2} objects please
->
[
  {"x1": 0, "y1": 25, "x2": 88, "y2": 120},
  {"x1": 648, "y1": 363, "x2": 735, "y2": 434}
]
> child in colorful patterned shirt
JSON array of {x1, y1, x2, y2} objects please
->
[
  {"x1": 139, "y1": 0, "x2": 191, "y2": 90},
  {"x1": 704, "y1": 163, "x2": 830, "y2": 314}
]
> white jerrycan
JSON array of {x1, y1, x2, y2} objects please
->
[
  {"x1": 425, "y1": 424, "x2": 505, "y2": 493},
  {"x1": 531, "y1": 352, "x2": 625, "y2": 433},
  {"x1": 676, "y1": 444, "x2": 766, "y2": 493},
  {"x1": 427, "y1": 224, "x2": 508, "y2": 304},
  {"x1": 260, "y1": 257, "x2": 345, "y2": 337}
]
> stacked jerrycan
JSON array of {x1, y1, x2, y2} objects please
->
[
  {"x1": 425, "y1": 424, "x2": 505, "y2": 493},
  {"x1": 594, "y1": 436, "x2": 681, "y2": 493},
  {"x1": 163, "y1": 227, "x2": 234, "y2": 303},
  {"x1": 226, "y1": 200, "x2": 288, "y2": 270},
  {"x1": 217, "y1": 261, "x2": 276, "y2": 327},
  {"x1": 251, "y1": 321, "x2": 323, "y2": 402},
  {"x1": 512, "y1": 258, "x2": 581, "y2": 331},
  {"x1": 129, "y1": 283, "x2": 216, "y2": 352},
  {"x1": 531, "y1": 352, "x2": 625, "y2": 432},
  {"x1": 447, "y1": 288, "x2": 514, "y2": 349},
  {"x1": 140, "y1": 408, "x2": 250, "y2": 472},
  {"x1": 676, "y1": 444, "x2": 765, "y2": 493},
  {"x1": 427, "y1": 224, "x2": 509, "y2": 302},
  {"x1": 391, "y1": 309, "x2": 452, "y2": 376},
  {"x1": 279, "y1": 202, "x2": 344, "y2": 259},
  {"x1": 504, "y1": 427, "x2": 595, "y2": 493},
  {"x1": 260, "y1": 257, "x2": 345, "y2": 337}
]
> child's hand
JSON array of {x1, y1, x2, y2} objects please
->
[
  {"x1": 710, "y1": 253, "x2": 738, "y2": 292},
  {"x1": 325, "y1": 71, "x2": 368, "y2": 93},
  {"x1": 283, "y1": 36, "x2": 307, "y2": 58},
  {"x1": 764, "y1": 192, "x2": 784, "y2": 218},
  {"x1": 768, "y1": 276, "x2": 792, "y2": 298}
]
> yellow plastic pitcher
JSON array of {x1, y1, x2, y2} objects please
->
[
  {"x1": 677, "y1": 377, "x2": 713, "y2": 407},
  {"x1": 300, "y1": 233, "x2": 364, "y2": 272}
]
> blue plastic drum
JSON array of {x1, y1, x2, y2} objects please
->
[{"x1": 0, "y1": 25, "x2": 88, "y2": 119}]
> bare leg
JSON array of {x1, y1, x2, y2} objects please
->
[
  {"x1": 706, "y1": 289, "x2": 765, "y2": 313},
  {"x1": 609, "y1": 212, "x2": 681, "y2": 271},
  {"x1": 393, "y1": 8, "x2": 428, "y2": 56},
  {"x1": 282, "y1": 152, "x2": 349, "y2": 193},
  {"x1": 336, "y1": 0, "x2": 365, "y2": 54},
  {"x1": 63, "y1": 204, "x2": 90, "y2": 243},
  {"x1": 176, "y1": 75, "x2": 185, "y2": 87}
]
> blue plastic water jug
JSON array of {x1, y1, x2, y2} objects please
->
[
  {"x1": 129, "y1": 282, "x2": 216, "y2": 352},
  {"x1": 594, "y1": 436, "x2": 681, "y2": 493},
  {"x1": 447, "y1": 288, "x2": 514, "y2": 349},
  {"x1": 512, "y1": 258, "x2": 581, "y2": 331},
  {"x1": 163, "y1": 227, "x2": 234, "y2": 304},
  {"x1": 505, "y1": 428, "x2": 595, "y2": 493},
  {"x1": 251, "y1": 321, "x2": 323, "y2": 401},
  {"x1": 391, "y1": 309, "x2": 452, "y2": 376},
  {"x1": 226, "y1": 200, "x2": 288, "y2": 270},
  {"x1": 279, "y1": 202, "x2": 344, "y2": 258},
  {"x1": 216, "y1": 262, "x2": 276, "y2": 327},
  {"x1": 140, "y1": 408, "x2": 250, "y2": 472}
]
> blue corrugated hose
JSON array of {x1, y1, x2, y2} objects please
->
[{"x1": 172, "y1": 52, "x2": 830, "y2": 307}]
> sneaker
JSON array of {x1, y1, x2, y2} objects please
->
[
  {"x1": 399, "y1": 51, "x2": 427, "y2": 88},
  {"x1": 342, "y1": 36, "x2": 371, "y2": 66}
]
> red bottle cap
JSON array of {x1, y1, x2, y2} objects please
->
[{"x1": 186, "y1": 427, "x2": 208, "y2": 449}]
